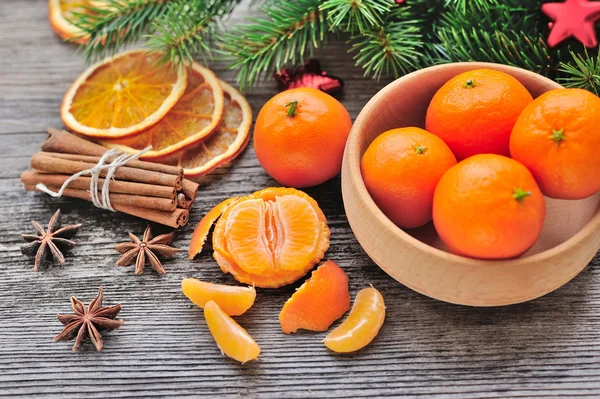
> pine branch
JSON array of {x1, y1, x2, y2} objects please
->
[
  {"x1": 320, "y1": 0, "x2": 395, "y2": 35},
  {"x1": 559, "y1": 50, "x2": 600, "y2": 95},
  {"x1": 70, "y1": 0, "x2": 171, "y2": 62},
  {"x1": 348, "y1": 5, "x2": 425, "y2": 80},
  {"x1": 428, "y1": 1, "x2": 553, "y2": 75},
  {"x1": 146, "y1": 0, "x2": 238, "y2": 66},
  {"x1": 444, "y1": 0, "x2": 499, "y2": 14},
  {"x1": 219, "y1": 0, "x2": 327, "y2": 90}
]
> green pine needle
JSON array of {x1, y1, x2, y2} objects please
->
[
  {"x1": 320, "y1": 0, "x2": 394, "y2": 35},
  {"x1": 559, "y1": 50, "x2": 600, "y2": 95},
  {"x1": 349, "y1": 6, "x2": 425, "y2": 80},
  {"x1": 70, "y1": 0, "x2": 171, "y2": 62},
  {"x1": 146, "y1": 0, "x2": 237, "y2": 66},
  {"x1": 218, "y1": 0, "x2": 327, "y2": 90}
]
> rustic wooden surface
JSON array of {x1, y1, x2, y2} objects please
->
[{"x1": 1, "y1": 1, "x2": 600, "y2": 398}]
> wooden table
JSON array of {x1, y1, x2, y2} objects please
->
[{"x1": 2, "y1": 1, "x2": 600, "y2": 398}]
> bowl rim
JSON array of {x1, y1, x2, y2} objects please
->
[{"x1": 344, "y1": 61, "x2": 600, "y2": 267}]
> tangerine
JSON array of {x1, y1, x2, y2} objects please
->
[
  {"x1": 212, "y1": 187, "x2": 330, "y2": 288},
  {"x1": 433, "y1": 154, "x2": 546, "y2": 259},
  {"x1": 279, "y1": 260, "x2": 350, "y2": 334},
  {"x1": 204, "y1": 300, "x2": 260, "y2": 363},
  {"x1": 324, "y1": 286, "x2": 385, "y2": 353},
  {"x1": 361, "y1": 127, "x2": 457, "y2": 229},
  {"x1": 425, "y1": 69, "x2": 533, "y2": 160},
  {"x1": 510, "y1": 88, "x2": 600, "y2": 200},
  {"x1": 182, "y1": 278, "x2": 256, "y2": 316},
  {"x1": 254, "y1": 88, "x2": 352, "y2": 187}
]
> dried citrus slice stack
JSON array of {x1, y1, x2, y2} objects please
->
[
  {"x1": 48, "y1": 0, "x2": 101, "y2": 44},
  {"x1": 155, "y1": 81, "x2": 253, "y2": 177},
  {"x1": 61, "y1": 50, "x2": 187, "y2": 138},
  {"x1": 100, "y1": 62, "x2": 226, "y2": 160},
  {"x1": 190, "y1": 188, "x2": 330, "y2": 288}
]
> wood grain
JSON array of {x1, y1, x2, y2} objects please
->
[{"x1": 0, "y1": 1, "x2": 599, "y2": 398}]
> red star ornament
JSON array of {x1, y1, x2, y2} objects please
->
[{"x1": 542, "y1": 0, "x2": 600, "y2": 48}]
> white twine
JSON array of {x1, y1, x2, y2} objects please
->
[{"x1": 36, "y1": 146, "x2": 153, "y2": 211}]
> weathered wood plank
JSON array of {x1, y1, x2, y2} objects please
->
[{"x1": 0, "y1": 0, "x2": 599, "y2": 398}]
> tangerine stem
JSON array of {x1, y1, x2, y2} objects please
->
[
  {"x1": 549, "y1": 128, "x2": 565, "y2": 144},
  {"x1": 285, "y1": 101, "x2": 298, "y2": 117},
  {"x1": 413, "y1": 145, "x2": 428, "y2": 154},
  {"x1": 512, "y1": 187, "x2": 532, "y2": 202},
  {"x1": 463, "y1": 79, "x2": 477, "y2": 88}
]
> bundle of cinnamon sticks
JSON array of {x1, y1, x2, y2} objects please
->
[{"x1": 21, "y1": 129, "x2": 199, "y2": 228}]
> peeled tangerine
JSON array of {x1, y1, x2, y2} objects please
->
[
  {"x1": 181, "y1": 278, "x2": 256, "y2": 316},
  {"x1": 324, "y1": 287, "x2": 386, "y2": 353},
  {"x1": 204, "y1": 300, "x2": 260, "y2": 363},
  {"x1": 279, "y1": 260, "x2": 350, "y2": 334},
  {"x1": 189, "y1": 187, "x2": 330, "y2": 288}
]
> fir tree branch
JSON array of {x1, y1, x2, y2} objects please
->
[
  {"x1": 219, "y1": 0, "x2": 327, "y2": 90},
  {"x1": 348, "y1": 5, "x2": 425, "y2": 80},
  {"x1": 444, "y1": 0, "x2": 499, "y2": 14},
  {"x1": 429, "y1": 1, "x2": 553, "y2": 75},
  {"x1": 559, "y1": 50, "x2": 600, "y2": 95},
  {"x1": 320, "y1": 0, "x2": 394, "y2": 35},
  {"x1": 70, "y1": 0, "x2": 171, "y2": 62},
  {"x1": 146, "y1": 0, "x2": 238, "y2": 66}
]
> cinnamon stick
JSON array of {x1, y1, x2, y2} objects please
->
[
  {"x1": 21, "y1": 170, "x2": 176, "y2": 199},
  {"x1": 23, "y1": 182, "x2": 177, "y2": 212},
  {"x1": 44, "y1": 129, "x2": 184, "y2": 176},
  {"x1": 31, "y1": 153, "x2": 182, "y2": 190},
  {"x1": 24, "y1": 184, "x2": 189, "y2": 228}
]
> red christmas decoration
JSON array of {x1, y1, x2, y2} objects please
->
[
  {"x1": 542, "y1": 0, "x2": 600, "y2": 48},
  {"x1": 274, "y1": 59, "x2": 344, "y2": 94}
]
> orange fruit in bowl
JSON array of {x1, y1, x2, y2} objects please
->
[
  {"x1": 425, "y1": 69, "x2": 533, "y2": 160},
  {"x1": 204, "y1": 300, "x2": 260, "y2": 363},
  {"x1": 324, "y1": 286, "x2": 385, "y2": 353},
  {"x1": 61, "y1": 50, "x2": 188, "y2": 139},
  {"x1": 254, "y1": 88, "x2": 352, "y2": 187},
  {"x1": 510, "y1": 88, "x2": 600, "y2": 200},
  {"x1": 100, "y1": 62, "x2": 226, "y2": 161},
  {"x1": 279, "y1": 260, "x2": 350, "y2": 334},
  {"x1": 361, "y1": 127, "x2": 457, "y2": 229},
  {"x1": 181, "y1": 278, "x2": 256, "y2": 316},
  {"x1": 433, "y1": 154, "x2": 546, "y2": 259}
]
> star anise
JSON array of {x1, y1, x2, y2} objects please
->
[
  {"x1": 54, "y1": 286, "x2": 124, "y2": 352},
  {"x1": 20, "y1": 209, "x2": 82, "y2": 272},
  {"x1": 115, "y1": 226, "x2": 179, "y2": 275}
]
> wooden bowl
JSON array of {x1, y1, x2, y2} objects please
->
[{"x1": 341, "y1": 62, "x2": 600, "y2": 306}]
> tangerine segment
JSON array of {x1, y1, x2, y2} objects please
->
[
  {"x1": 101, "y1": 62, "x2": 224, "y2": 160},
  {"x1": 279, "y1": 260, "x2": 350, "y2": 334},
  {"x1": 214, "y1": 251, "x2": 312, "y2": 289},
  {"x1": 181, "y1": 278, "x2": 255, "y2": 316},
  {"x1": 48, "y1": 0, "x2": 99, "y2": 44},
  {"x1": 324, "y1": 287, "x2": 385, "y2": 353},
  {"x1": 212, "y1": 188, "x2": 330, "y2": 288},
  {"x1": 204, "y1": 300, "x2": 260, "y2": 363},
  {"x1": 61, "y1": 50, "x2": 187, "y2": 138},
  {"x1": 156, "y1": 81, "x2": 253, "y2": 178},
  {"x1": 188, "y1": 197, "x2": 239, "y2": 260}
]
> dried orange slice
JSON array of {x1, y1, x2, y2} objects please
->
[
  {"x1": 182, "y1": 278, "x2": 255, "y2": 316},
  {"x1": 279, "y1": 260, "x2": 350, "y2": 334},
  {"x1": 188, "y1": 197, "x2": 239, "y2": 260},
  {"x1": 153, "y1": 80, "x2": 252, "y2": 177},
  {"x1": 61, "y1": 49, "x2": 187, "y2": 139},
  {"x1": 204, "y1": 300, "x2": 260, "y2": 363},
  {"x1": 48, "y1": 0, "x2": 99, "y2": 44},
  {"x1": 324, "y1": 286, "x2": 386, "y2": 353},
  {"x1": 212, "y1": 187, "x2": 330, "y2": 288},
  {"x1": 100, "y1": 62, "x2": 225, "y2": 160}
]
